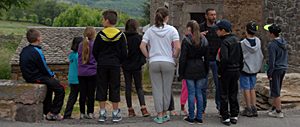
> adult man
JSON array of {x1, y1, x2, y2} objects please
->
[
  {"x1": 200, "y1": 8, "x2": 222, "y2": 112},
  {"x1": 264, "y1": 24, "x2": 288, "y2": 118}
]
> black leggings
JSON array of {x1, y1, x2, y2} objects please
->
[
  {"x1": 79, "y1": 75, "x2": 97, "y2": 114},
  {"x1": 124, "y1": 70, "x2": 146, "y2": 108}
]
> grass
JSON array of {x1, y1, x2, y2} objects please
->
[{"x1": 0, "y1": 20, "x2": 44, "y2": 79}]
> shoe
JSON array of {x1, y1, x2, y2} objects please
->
[
  {"x1": 112, "y1": 109, "x2": 122, "y2": 122},
  {"x1": 128, "y1": 108, "x2": 136, "y2": 117},
  {"x1": 268, "y1": 110, "x2": 284, "y2": 118},
  {"x1": 194, "y1": 118, "x2": 203, "y2": 124},
  {"x1": 230, "y1": 117, "x2": 238, "y2": 124},
  {"x1": 251, "y1": 106, "x2": 258, "y2": 117},
  {"x1": 240, "y1": 107, "x2": 253, "y2": 117},
  {"x1": 153, "y1": 117, "x2": 164, "y2": 124},
  {"x1": 180, "y1": 110, "x2": 187, "y2": 116},
  {"x1": 46, "y1": 113, "x2": 63, "y2": 121},
  {"x1": 169, "y1": 110, "x2": 178, "y2": 116},
  {"x1": 162, "y1": 115, "x2": 170, "y2": 122},
  {"x1": 221, "y1": 118, "x2": 231, "y2": 126},
  {"x1": 141, "y1": 108, "x2": 150, "y2": 117},
  {"x1": 85, "y1": 113, "x2": 94, "y2": 119},
  {"x1": 183, "y1": 117, "x2": 194, "y2": 124},
  {"x1": 80, "y1": 113, "x2": 85, "y2": 119},
  {"x1": 98, "y1": 110, "x2": 107, "y2": 122}
]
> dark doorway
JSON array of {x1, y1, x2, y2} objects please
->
[{"x1": 190, "y1": 13, "x2": 206, "y2": 24}]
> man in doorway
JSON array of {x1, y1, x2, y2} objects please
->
[{"x1": 200, "y1": 8, "x2": 222, "y2": 113}]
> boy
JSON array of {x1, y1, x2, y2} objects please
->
[
  {"x1": 215, "y1": 19, "x2": 243, "y2": 126},
  {"x1": 240, "y1": 22, "x2": 263, "y2": 117},
  {"x1": 264, "y1": 24, "x2": 288, "y2": 118},
  {"x1": 19, "y1": 29, "x2": 65, "y2": 121},
  {"x1": 93, "y1": 10, "x2": 127, "y2": 123}
]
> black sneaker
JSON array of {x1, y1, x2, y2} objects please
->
[
  {"x1": 251, "y1": 106, "x2": 258, "y2": 117},
  {"x1": 195, "y1": 118, "x2": 203, "y2": 124},
  {"x1": 221, "y1": 118, "x2": 231, "y2": 126},
  {"x1": 240, "y1": 107, "x2": 253, "y2": 117},
  {"x1": 183, "y1": 117, "x2": 195, "y2": 124},
  {"x1": 230, "y1": 117, "x2": 238, "y2": 124}
]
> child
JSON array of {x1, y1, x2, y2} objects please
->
[
  {"x1": 216, "y1": 19, "x2": 243, "y2": 126},
  {"x1": 123, "y1": 19, "x2": 150, "y2": 117},
  {"x1": 64, "y1": 37, "x2": 83, "y2": 119},
  {"x1": 264, "y1": 24, "x2": 288, "y2": 118},
  {"x1": 93, "y1": 10, "x2": 127, "y2": 123},
  {"x1": 179, "y1": 20, "x2": 208, "y2": 124},
  {"x1": 240, "y1": 22, "x2": 263, "y2": 117},
  {"x1": 140, "y1": 7, "x2": 181, "y2": 124},
  {"x1": 19, "y1": 28, "x2": 65, "y2": 121},
  {"x1": 78, "y1": 27, "x2": 97, "y2": 119}
]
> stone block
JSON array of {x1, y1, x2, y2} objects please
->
[{"x1": 15, "y1": 103, "x2": 43, "y2": 122}]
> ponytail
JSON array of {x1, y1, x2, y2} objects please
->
[
  {"x1": 155, "y1": 7, "x2": 169, "y2": 28},
  {"x1": 186, "y1": 20, "x2": 201, "y2": 47},
  {"x1": 82, "y1": 26, "x2": 96, "y2": 64}
]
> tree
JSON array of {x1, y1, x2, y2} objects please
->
[
  {"x1": 142, "y1": 0, "x2": 150, "y2": 24},
  {"x1": 0, "y1": 0, "x2": 29, "y2": 11}
]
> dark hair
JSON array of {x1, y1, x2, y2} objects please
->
[
  {"x1": 26, "y1": 29, "x2": 40, "y2": 43},
  {"x1": 102, "y1": 10, "x2": 118, "y2": 25},
  {"x1": 205, "y1": 8, "x2": 215, "y2": 15},
  {"x1": 125, "y1": 19, "x2": 139, "y2": 33},
  {"x1": 155, "y1": 7, "x2": 169, "y2": 28},
  {"x1": 71, "y1": 37, "x2": 83, "y2": 52},
  {"x1": 268, "y1": 24, "x2": 281, "y2": 37},
  {"x1": 186, "y1": 20, "x2": 201, "y2": 47}
]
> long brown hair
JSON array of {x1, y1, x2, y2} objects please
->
[
  {"x1": 125, "y1": 19, "x2": 139, "y2": 33},
  {"x1": 186, "y1": 20, "x2": 201, "y2": 47},
  {"x1": 82, "y1": 26, "x2": 96, "y2": 64},
  {"x1": 155, "y1": 7, "x2": 169, "y2": 28}
]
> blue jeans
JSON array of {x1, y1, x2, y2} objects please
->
[
  {"x1": 203, "y1": 61, "x2": 220, "y2": 111},
  {"x1": 186, "y1": 79, "x2": 206, "y2": 120}
]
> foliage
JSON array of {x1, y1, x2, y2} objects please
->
[
  {"x1": 142, "y1": 0, "x2": 150, "y2": 25},
  {"x1": 0, "y1": 0, "x2": 30, "y2": 11}
]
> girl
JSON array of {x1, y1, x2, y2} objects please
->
[
  {"x1": 140, "y1": 7, "x2": 181, "y2": 124},
  {"x1": 64, "y1": 37, "x2": 83, "y2": 119},
  {"x1": 179, "y1": 20, "x2": 209, "y2": 124},
  {"x1": 123, "y1": 19, "x2": 150, "y2": 117},
  {"x1": 78, "y1": 27, "x2": 97, "y2": 119}
]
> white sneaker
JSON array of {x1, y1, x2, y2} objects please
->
[
  {"x1": 268, "y1": 110, "x2": 284, "y2": 118},
  {"x1": 85, "y1": 113, "x2": 94, "y2": 119},
  {"x1": 80, "y1": 113, "x2": 85, "y2": 119}
]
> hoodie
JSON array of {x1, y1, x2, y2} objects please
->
[
  {"x1": 93, "y1": 27, "x2": 127, "y2": 67},
  {"x1": 142, "y1": 24, "x2": 180, "y2": 64},
  {"x1": 122, "y1": 32, "x2": 146, "y2": 71},
  {"x1": 78, "y1": 40, "x2": 97, "y2": 76},
  {"x1": 267, "y1": 37, "x2": 288, "y2": 77},
  {"x1": 241, "y1": 37, "x2": 264, "y2": 74},
  {"x1": 68, "y1": 51, "x2": 79, "y2": 85}
]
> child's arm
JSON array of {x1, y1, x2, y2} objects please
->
[
  {"x1": 120, "y1": 33, "x2": 128, "y2": 64},
  {"x1": 33, "y1": 48, "x2": 55, "y2": 77}
]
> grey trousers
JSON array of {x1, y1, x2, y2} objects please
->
[{"x1": 149, "y1": 61, "x2": 175, "y2": 113}]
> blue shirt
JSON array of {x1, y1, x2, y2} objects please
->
[{"x1": 68, "y1": 51, "x2": 79, "y2": 85}]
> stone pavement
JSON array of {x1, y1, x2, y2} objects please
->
[{"x1": 1, "y1": 95, "x2": 300, "y2": 127}]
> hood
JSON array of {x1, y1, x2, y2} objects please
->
[
  {"x1": 124, "y1": 32, "x2": 139, "y2": 37},
  {"x1": 242, "y1": 37, "x2": 260, "y2": 53},
  {"x1": 100, "y1": 27, "x2": 122, "y2": 42},
  {"x1": 150, "y1": 24, "x2": 173, "y2": 38},
  {"x1": 274, "y1": 37, "x2": 287, "y2": 50}
]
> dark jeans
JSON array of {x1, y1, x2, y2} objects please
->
[
  {"x1": 220, "y1": 71, "x2": 240, "y2": 119},
  {"x1": 168, "y1": 94, "x2": 175, "y2": 111},
  {"x1": 38, "y1": 78, "x2": 65, "y2": 115},
  {"x1": 96, "y1": 65, "x2": 121, "y2": 102},
  {"x1": 64, "y1": 85, "x2": 79, "y2": 117},
  {"x1": 203, "y1": 61, "x2": 220, "y2": 111},
  {"x1": 79, "y1": 75, "x2": 97, "y2": 114},
  {"x1": 124, "y1": 70, "x2": 146, "y2": 108}
]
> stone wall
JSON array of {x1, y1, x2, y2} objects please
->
[
  {"x1": 0, "y1": 80, "x2": 46, "y2": 122},
  {"x1": 262, "y1": 0, "x2": 300, "y2": 73}
]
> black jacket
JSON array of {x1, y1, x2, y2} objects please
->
[
  {"x1": 122, "y1": 32, "x2": 146, "y2": 71},
  {"x1": 19, "y1": 44, "x2": 54, "y2": 82},
  {"x1": 200, "y1": 22, "x2": 222, "y2": 61},
  {"x1": 93, "y1": 27, "x2": 127, "y2": 67},
  {"x1": 218, "y1": 34, "x2": 243, "y2": 75},
  {"x1": 179, "y1": 34, "x2": 209, "y2": 80}
]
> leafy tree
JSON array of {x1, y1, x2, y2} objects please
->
[
  {"x1": 0, "y1": 0, "x2": 29, "y2": 11},
  {"x1": 142, "y1": 0, "x2": 150, "y2": 24}
]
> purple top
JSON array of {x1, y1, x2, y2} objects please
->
[{"x1": 78, "y1": 40, "x2": 97, "y2": 76}]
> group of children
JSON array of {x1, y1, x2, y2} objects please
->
[{"x1": 19, "y1": 7, "x2": 288, "y2": 126}]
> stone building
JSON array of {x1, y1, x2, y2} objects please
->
[{"x1": 150, "y1": 0, "x2": 300, "y2": 72}]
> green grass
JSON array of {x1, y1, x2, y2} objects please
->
[
  {"x1": 0, "y1": 20, "x2": 44, "y2": 35},
  {"x1": 0, "y1": 20, "x2": 44, "y2": 79}
]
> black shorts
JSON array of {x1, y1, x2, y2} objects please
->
[
  {"x1": 269, "y1": 69, "x2": 286, "y2": 97},
  {"x1": 96, "y1": 65, "x2": 121, "y2": 102}
]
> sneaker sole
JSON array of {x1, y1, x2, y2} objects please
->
[{"x1": 112, "y1": 118, "x2": 123, "y2": 122}]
